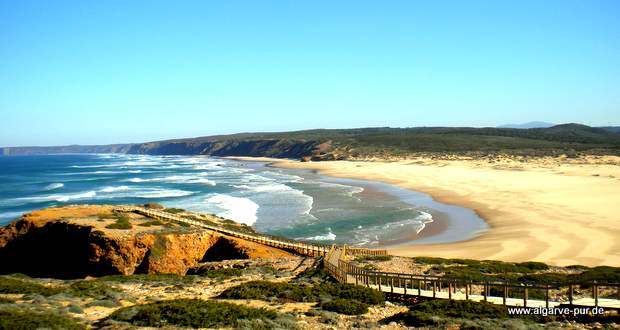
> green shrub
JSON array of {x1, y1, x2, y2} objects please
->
[
  {"x1": 295, "y1": 264, "x2": 335, "y2": 282},
  {"x1": 572, "y1": 266, "x2": 620, "y2": 284},
  {"x1": 415, "y1": 257, "x2": 551, "y2": 275},
  {"x1": 489, "y1": 287, "x2": 547, "y2": 300},
  {"x1": 109, "y1": 299, "x2": 277, "y2": 328},
  {"x1": 138, "y1": 220, "x2": 164, "y2": 227},
  {"x1": 236, "y1": 314, "x2": 299, "y2": 330},
  {"x1": 143, "y1": 203, "x2": 164, "y2": 209},
  {"x1": 98, "y1": 274, "x2": 196, "y2": 284},
  {"x1": 219, "y1": 281, "x2": 384, "y2": 305},
  {"x1": 517, "y1": 261, "x2": 549, "y2": 271},
  {"x1": 385, "y1": 300, "x2": 508, "y2": 327},
  {"x1": 220, "y1": 281, "x2": 292, "y2": 300},
  {"x1": 566, "y1": 265, "x2": 589, "y2": 270},
  {"x1": 105, "y1": 215, "x2": 132, "y2": 229},
  {"x1": 413, "y1": 256, "x2": 453, "y2": 264},
  {"x1": 0, "y1": 309, "x2": 85, "y2": 330},
  {"x1": 313, "y1": 283, "x2": 384, "y2": 304},
  {"x1": 67, "y1": 304, "x2": 84, "y2": 314},
  {"x1": 202, "y1": 268, "x2": 242, "y2": 278},
  {"x1": 164, "y1": 208, "x2": 185, "y2": 214},
  {"x1": 321, "y1": 299, "x2": 369, "y2": 315},
  {"x1": 518, "y1": 273, "x2": 569, "y2": 285},
  {"x1": 69, "y1": 280, "x2": 117, "y2": 299},
  {"x1": 355, "y1": 255, "x2": 392, "y2": 262},
  {"x1": 0, "y1": 276, "x2": 63, "y2": 296}
]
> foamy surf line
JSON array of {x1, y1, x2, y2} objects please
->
[
  {"x1": 302, "y1": 228, "x2": 336, "y2": 241},
  {"x1": 43, "y1": 183, "x2": 64, "y2": 191},
  {"x1": 203, "y1": 194, "x2": 258, "y2": 226}
]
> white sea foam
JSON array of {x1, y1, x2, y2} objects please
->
[
  {"x1": 16, "y1": 191, "x2": 97, "y2": 203},
  {"x1": 413, "y1": 211, "x2": 434, "y2": 234},
  {"x1": 133, "y1": 189, "x2": 194, "y2": 198},
  {"x1": 233, "y1": 183, "x2": 292, "y2": 193},
  {"x1": 127, "y1": 178, "x2": 152, "y2": 183},
  {"x1": 304, "y1": 229, "x2": 336, "y2": 241},
  {"x1": 319, "y1": 182, "x2": 364, "y2": 197},
  {"x1": 99, "y1": 186, "x2": 130, "y2": 193},
  {"x1": 55, "y1": 191, "x2": 97, "y2": 202},
  {"x1": 351, "y1": 210, "x2": 434, "y2": 245},
  {"x1": 204, "y1": 194, "x2": 258, "y2": 226},
  {"x1": 71, "y1": 165, "x2": 109, "y2": 168},
  {"x1": 192, "y1": 164, "x2": 219, "y2": 170},
  {"x1": 119, "y1": 160, "x2": 162, "y2": 167},
  {"x1": 43, "y1": 183, "x2": 64, "y2": 191},
  {"x1": 128, "y1": 170, "x2": 142, "y2": 173}
]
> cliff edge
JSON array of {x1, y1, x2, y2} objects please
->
[{"x1": 0, "y1": 205, "x2": 293, "y2": 279}]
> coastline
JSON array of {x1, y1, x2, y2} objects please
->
[{"x1": 226, "y1": 156, "x2": 620, "y2": 267}]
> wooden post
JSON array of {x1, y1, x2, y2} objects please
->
[
  {"x1": 545, "y1": 285, "x2": 550, "y2": 308},
  {"x1": 433, "y1": 281, "x2": 436, "y2": 298},
  {"x1": 378, "y1": 274, "x2": 381, "y2": 291},
  {"x1": 569, "y1": 284, "x2": 574, "y2": 305},
  {"x1": 523, "y1": 287, "x2": 528, "y2": 307},
  {"x1": 503, "y1": 285, "x2": 507, "y2": 305},
  {"x1": 390, "y1": 277, "x2": 394, "y2": 293},
  {"x1": 483, "y1": 282, "x2": 487, "y2": 302},
  {"x1": 594, "y1": 283, "x2": 598, "y2": 308},
  {"x1": 448, "y1": 282, "x2": 452, "y2": 300},
  {"x1": 465, "y1": 282, "x2": 469, "y2": 300},
  {"x1": 404, "y1": 278, "x2": 407, "y2": 295},
  {"x1": 418, "y1": 280, "x2": 422, "y2": 296}
]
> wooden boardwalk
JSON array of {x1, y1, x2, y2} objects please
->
[{"x1": 117, "y1": 206, "x2": 620, "y2": 310}]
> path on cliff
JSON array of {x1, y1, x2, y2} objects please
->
[{"x1": 116, "y1": 206, "x2": 620, "y2": 310}]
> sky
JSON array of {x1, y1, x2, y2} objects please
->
[{"x1": 1, "y1": 1, "x2": 619, "y2": 147}]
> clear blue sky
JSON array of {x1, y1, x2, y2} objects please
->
[{"x1": 1, "y1": 0, "x2": 619, "y2": 147}]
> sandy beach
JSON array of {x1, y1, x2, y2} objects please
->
[{"x1": 229, "y1": 156, "x2": 620, "y2": 267}]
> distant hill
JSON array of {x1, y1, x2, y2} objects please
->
[
  {"x1": 599, "y1": 126, "x2": 620, "y2": 134},
  {"x1": 497, "y1": 121, "x2": 555, "y2": 129},
  {"x1": 2, "y1": 124, "x2": 620, "y2": 158}
]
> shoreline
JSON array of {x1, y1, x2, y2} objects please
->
[{"x1": 226, "y1": 156, "x2": 620, "y2": 267}]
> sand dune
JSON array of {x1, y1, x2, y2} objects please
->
[{"x1": 232, "y1": 156, "x2": 620, "y2": 267}]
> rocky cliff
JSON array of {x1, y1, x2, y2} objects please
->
[{"x1": 0, "y1": 205, "x2": 292, "y2": 279}]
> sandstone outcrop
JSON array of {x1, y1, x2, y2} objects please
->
[{"x1": 0, "y1": 205, "x2": 293, "y2": 278}]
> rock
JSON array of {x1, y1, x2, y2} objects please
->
[
  {"x1": 310, "y1": 153, "x2": 346, "y2": 162},
  {"x1": 0, "y1": 205, "x2": 294, "y2": 278}
]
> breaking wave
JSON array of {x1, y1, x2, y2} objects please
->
[
  {"x1": 303, "y1": 229, "x2": 336, "y2": 241},
  {"x1": 43, "y1": 183, "x2": 64, "y2": 191},
  {"x1": 99, "y1": 186, "x2": 130, "y2": 193},
  {"x1": 203, "y1": 194, "x2": 258, "y2": 226}
]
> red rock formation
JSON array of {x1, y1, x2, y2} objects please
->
[{"x1": 0, "y1": 205, "x2": 293, "y2": 278}]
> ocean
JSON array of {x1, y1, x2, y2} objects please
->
[{"x1": 0, "y1": 154, "x2": 487, "y2": 246}]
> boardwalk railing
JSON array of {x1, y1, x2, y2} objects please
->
[
  {"x1": 115, "y1": 206, "x2": 360, "y2": 257},
  {"x1": 116, "y1": 206, "x2": 619, "y2": 310},
  {"x1": 324, "y1": 246, "x2": 620, "y2": 309}
]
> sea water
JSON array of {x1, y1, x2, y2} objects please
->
[{"x1": 0, "y1": 154, "x2": 487, "y2": 246}]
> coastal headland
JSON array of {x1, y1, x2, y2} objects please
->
[{"x1": 229, "y1": 155, "x2": 620, "y2": 267}]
